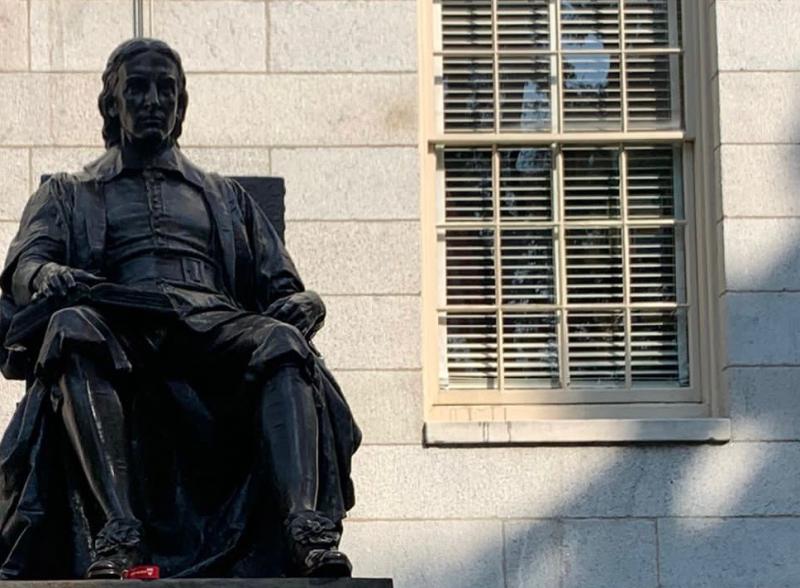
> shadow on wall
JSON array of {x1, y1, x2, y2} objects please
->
[{"x1": 340, "y1": 113, "x2": 800, "y2": 588}]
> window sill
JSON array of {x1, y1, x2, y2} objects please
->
[{"x1": 423, "y1": 418, "x2": 731, "y2": 446}]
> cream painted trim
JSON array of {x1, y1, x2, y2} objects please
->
[{"x1": 424, "y1": 418, "x2": 731, "y2": 445}]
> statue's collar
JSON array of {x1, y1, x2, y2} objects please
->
[{"x1": 83, "y1": 145, "x2": 206, "y2": 190}]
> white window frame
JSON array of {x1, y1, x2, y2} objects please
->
[{"x1": 417, "y1": 0, "x2": 728, "y2": 443}]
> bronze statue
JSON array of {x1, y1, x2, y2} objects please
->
[{"x1": 0, "y1": 38, "x2": 360, "y2": 580}]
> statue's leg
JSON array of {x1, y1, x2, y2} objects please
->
[{"x1": 257, "y1": 360, "x2": 319, "y2": 515}]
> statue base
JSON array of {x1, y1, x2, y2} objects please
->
[{"x1": 1, "y1": 579, "x2": 392, "y2": 587}]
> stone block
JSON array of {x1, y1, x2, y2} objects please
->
[
  {"x1": 152, "y1": 1, "x2": 267, "y2": 72},
  {"x1": 720, "y1": 145, "x2": 800, "y2": 217},
  {"x1": 0, "y1": 0, "x2": 29, "y2": 71},
  {"x1": 0, "y1": 149, "x2": 29, "y2": 221},
  {"x1": 349, "y1": 443, "x2": 800, "y2": 520},
  {"x1": 332, "y1": 370, "x2": 422, "y2": 445},
  {"x1": 269, "y1": 74, "x2": 417, "y2": 146},
  {"x1": 284, "y1": 221, "x2": 420, "y2": 295},
  {"x1": 270, "y1": 1, "x2": 416, "y2": 72},
  {"x1": 30, "y1": 147, "x2": 104, "y2": 188},
  {"x1": 718, "y1": 73, "x2": 800, "y2": 144},
  {"x1": 30, "y1": 0, "x2": 132, "y2": 71},
  {"x1": 716, "y1": 0, "x2": 800, "y2": 71},
  {"x1": 724, "y1": 292, "x2": 800, "y2": 365},
  {"x1": 0, "y1": 377, "x2": 25, "y2": 433},
  {"x1": 274, "y1": 147, "x2": 419, "y2": 221},
  {"x1": 340, "y1": 520, "x2": 504, "y2": 588},
  {"x1": 659, "y1": 517, "x2": 800, "y2": 588},
  {"x1": 180, "y1": 74, "x2": 272, "y2": 146},
  {"x1": 728, "y1": 367, "x2": 800, "y2": 441},
  {"x1": 505, "y1": 519, "x2": 658, "y2": 588},
  {"x1": 314, "y1": 295, "x2": 420, "y2": 370},
  {"x1": 180, "y1": 148, "x2": 270, "y2": 176},
  {"x1": 722, "y1": 218, "x2": 800, "y2": 291}
]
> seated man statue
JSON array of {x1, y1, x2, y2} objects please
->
[{"x1": 0, "y1": 38, "x2": 360, "y2": 580}]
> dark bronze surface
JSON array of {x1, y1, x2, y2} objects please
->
[{"x1": 0, "y1": 38, "x2": 361, "y2": 580}]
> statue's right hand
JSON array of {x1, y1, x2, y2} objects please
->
[{"x1": 31, "y1": 263, "x2": 104, "y2": 301}]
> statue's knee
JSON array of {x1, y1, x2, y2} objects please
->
[{"x1": 47, "y1": 306, "x2": 98, "y2": 336}]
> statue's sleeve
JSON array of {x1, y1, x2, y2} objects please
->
[
  {"x1": 230, "y1": 179, "x2": 305, "y2": 313},
  {"x1": 1, "y1": 176, "x2": 69, "y2": 306}
]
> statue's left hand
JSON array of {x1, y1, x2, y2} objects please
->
[{"x1": 265, "y1": 291, "x2": 326, "y2": 338}]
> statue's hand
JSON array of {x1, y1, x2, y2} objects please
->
[
  {"x1": 265, "y1": 291, "x2": 326, "y2": 338},
  {"x1": 31, "y1": 263, "x2": 104, "y2": 301}
]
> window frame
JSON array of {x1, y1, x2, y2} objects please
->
[{"x1": 417, "y1": 0, "x2": 728, "y2": 439}]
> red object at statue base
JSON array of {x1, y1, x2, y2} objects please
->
[{"x1": 123, "y1": 565, "x2": 160, "y2": 580}]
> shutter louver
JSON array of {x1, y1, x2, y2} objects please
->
[
  {"x1": 444, "y1": 148, "x2": 494, "y2": 220},
  {"x1": 443, "y1": 56, "x2": 495, "y2": 132},
  {"x1": 443, "y1": 313, "x2": 498, "y2": 388},
  {"x1": 444, "y1": 228, "x2": 496, "y2": 305},
  {"x1": 499, "y1": 147, "x2": 553, "y2": 219},
  {"x1": 568, "y1": 311, "x2": 626, "y2": 383},
  {"x1": 441, "y1": 0, "x2": 493, "y2": 51},
  {"x1": 629, "y1": 226, "x2": 681, "y2": 303},
  {"x1": 624, "y1": 0, "x2": 676, "y2": 48},
  {"x1": 561, "y1": 0, "x2": 620, "y2": 50},
  {"x1": 503, "y1": 312, "x2": 560, "y2": 387},
  {"x1": 631, "y1": 309, "x2": 689, "y2": 385},
  {"x1": 563, "y1": 147, "x2": 620, "y2": 219},
  {"x1": 499, "y1": 56, "x2": 552, "y2": 131},
  {"x1": 626, "y1": 54, "x2": 681, "y2": 129},
  {"x1": 626, "y1": 146, "x2": 678, "y2": 218},
  {"x1": 562, "y1": 53, "x2": 622, "y2": 131},
  {"x1": 565, "y1": 228, "x2": 624, "y2": 304},
  {"x1": 501, "y1": 228, "x2": 556, "y2": 304},
  {"x1": 497, "y1": 0, "x2": 550, "y2": 50}
]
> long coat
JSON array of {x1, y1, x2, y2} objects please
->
[{"x1": 0, "y1": 147, "x2": 361, "y2": 579}]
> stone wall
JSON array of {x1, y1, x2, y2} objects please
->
[{"x1": 1, "y1": 0, "x2": 799, "y2": 586}]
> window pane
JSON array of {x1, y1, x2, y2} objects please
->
[
  {"x1": 503, "y1": 312, "x2": 560, "y2": 388},
  {"x1": 631, "y1": 309, "x2": 689, "y2": 386},
  {"x1": 568, "y1": 311, "x2": 626, "y2": 384},
  {"x1": 624, "y1": 0, "x2": 680, "y2": 49},
  {"x1": 441, "y1": 0, "x2": 493, "y2": 51},
  {"x1": 626, "y1": 54, "x2": 682, "y2": 129},
  {"x1": 561, "y1": 0, "x2": 620, "y2": 51},
  {"x1": 626, "y1": 146, "x2": 681, "y2": 219},
  {"x1": 501, "y1": 228, "x2": 556, "y2": 304},
  {"x1": 563, "y1": 147, "x2": 620, "y2": 219},
  {"x1": 444, "y1": 148, "x2": 494, "y2": 220},
  {"x1": 441, "y1": 312, "x2": 498, "y2": 388},
  {"x1": 500, "y1": 147, "x2": 553, "y2": 219},
  {"x1": 442, "y1": 56, "x2": 495, "y2": 132},
  {"x1": 497, "y1": 0, "x2": 551, "y2": 51},
  {"x1": 443, "y1": 228, "x2": 496, "y2": 305},
  {"x1": 629, "y1": 226, "x2": 685, "y2": 304},
  {"x1": 499, "y1": 56, "x2": 552, "y2": 131},
  {"x1": 565, "y1": 228, "x2": 624, "y2": 304},
  {"x1": 562, "y1": 53, "x2": 622, "y2": 131}
]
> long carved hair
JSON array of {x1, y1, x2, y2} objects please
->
[{"x1": 98, "y1": 38, "x2": 188, "y2": 148}]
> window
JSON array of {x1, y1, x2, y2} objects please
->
[{"x1": 419, "y1": 0, "x2": 726, "y2": 436}]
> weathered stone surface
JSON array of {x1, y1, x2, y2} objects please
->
[
  {"x1": 275, "y1": 148, "x2": 419, "y2": 220},
  {"x1": 723, "y1": 218, "x2": 800, "y2": 291},
  {"x1": 332, "y1": 370, "x2": 422, "y2": 445},
  {"x1": 30, "y1": 0, "x2": 132, "y2": 71},
  {"x1": 269, "y1": 75, "x2": 417, "y2": 146},
  {"x1": 0, "y1": 0, "x2": 29, "y2": 72},
  {"x1": 718, "y1": 73, "x2": 800, "y2": 144},
  {"x1": 152, "y1": 0, "x2": 267, "y2": 72},
  {"x1": 720, "y1": 145, "x2": 800, "y2": 217},
  {"x1": 729, "y1": 367, "x2": 800, "y2": 441},
  {"x1": 0, "y1": 149, "x2": 29, "y2": 220},
  {"x1": 180, "y1": 74, "x2": 273, "y2": 146},
  {"x1": 315, "y1": 296, "x2": 420, "y2": 370},
  {"x1": 285, "y1": 221, "x2": 420, "y2": 295},
  {"x1": 181, "y1": 147, "x2": 270, "y2": 176},
  {"x1": 270, "y1": 1, "x2": 416, "y2": 72},
  {"x1": 724, "y1": 292, "x2": 800, "y2": 365},
  {"x1": 716, "y1": 0, "x2": 800, "y2": 71},
  {"x1": 349, "y1": 443, "x2": 800, "y2": 520},
  {"x1": 505, "y1": 519, "x2": 657, "y2": 588},
  {"x1": 340, "y1": 520, "x2": 503, "y2": 588},
  {"x1": 659, "y1": 517, "x2": 800, "y2": 588},
  {"x1": 0, "y1": 377, "x2": 26, "y2": 433}
]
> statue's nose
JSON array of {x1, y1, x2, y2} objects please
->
[{"x1": 143, "y1": 83, "x2": 160, "y2": 106}]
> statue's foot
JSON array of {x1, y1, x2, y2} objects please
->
[
  {"x1": 86, "y1": 544, "x2": 148, "y2": 579},
  {"x1": 86, "y1": 518, "x2": 156, "y2": 579},
  {"x1": 285, "y1": 510, "x2": 352, "y2": 578}
]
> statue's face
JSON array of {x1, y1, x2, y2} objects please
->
[{"x1": 111, "y1": 50, "x2": 180, "y2": 147}]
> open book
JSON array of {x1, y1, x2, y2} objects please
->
[{"x1": 5, "y1": 283, "x2": 174, "y2": 347}]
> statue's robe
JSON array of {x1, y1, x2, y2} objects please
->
[{"x1": 0, "y1": 147, "x2": 361, "y2": 579}]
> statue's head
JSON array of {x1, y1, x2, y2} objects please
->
[{"x1": 99, "y1": 38, "x2": 188, "y2": 149}]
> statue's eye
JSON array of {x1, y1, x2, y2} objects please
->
[{"x1": 126, "y1": 78, "x2": 148, "y2": 94}]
